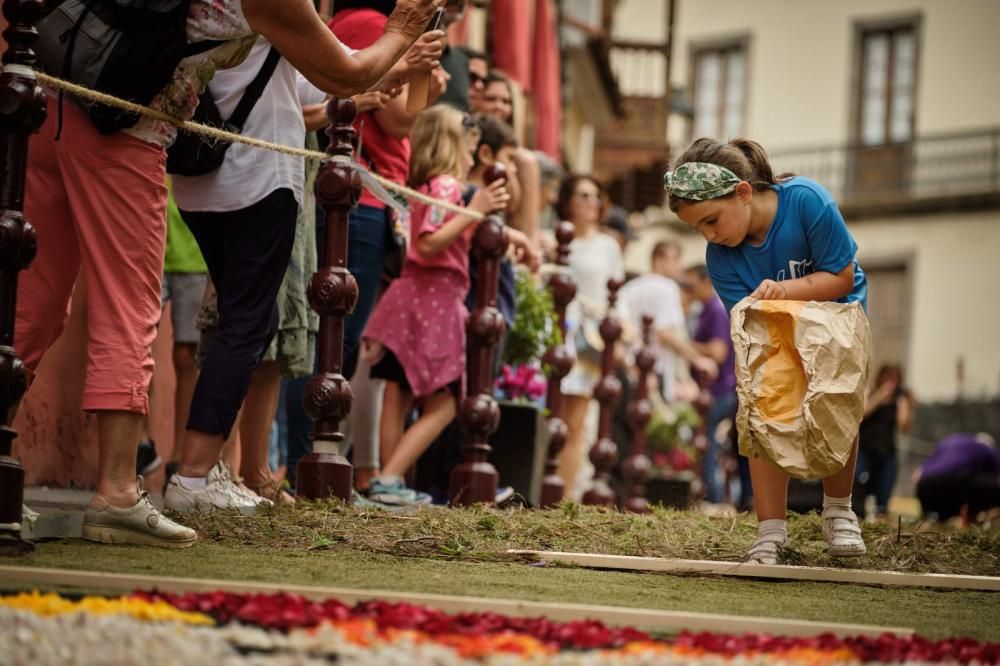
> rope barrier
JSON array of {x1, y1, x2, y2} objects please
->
[
  {"x1": 28, "y1": 72, "x2": 619, "y2": 310},
  {"x1": 32, "y1": 71, "x2": 484, "y2": 221}
]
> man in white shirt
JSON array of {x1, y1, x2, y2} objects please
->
[{"x1": 619, "y1": 241, "x2": 717, "y2": 400}]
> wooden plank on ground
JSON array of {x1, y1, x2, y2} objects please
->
[
  {"x1": 507, "y1": 550, "x2": 1000, "y2": 591},
  {"x1": 0, "y1": 565, "x2": 913, "y2": 638}
]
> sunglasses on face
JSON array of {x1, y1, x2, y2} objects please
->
[{"x1": 469, "y1": 72, "x2": 485, "y2": 85}]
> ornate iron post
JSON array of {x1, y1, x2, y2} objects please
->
[
  {"x1": 582, "y1": 278, "x2": 623, "y2": 507},
  {"x1": 539, "y1": 222, "x2": 575, "y2": 508},
  {"x1": 296, "y1": 99, "x2": 359, "y2": 501},
  {"x1": 622, "y1": 315, "x2": 654, "y2": 513},
  {"x1": 0, "y1": 0, "x2": 45, "y2": 546},
  {"x1": 450, "y1": 164, "x2": 508, "y2": 506}
]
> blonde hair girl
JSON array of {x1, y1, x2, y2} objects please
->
[{"x1": 360, "y1": 105, "x2": 507, "y2": 507}]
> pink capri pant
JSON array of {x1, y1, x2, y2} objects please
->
[{"x1": 15, "y1": 98, "x2": 167, "y2": 414}]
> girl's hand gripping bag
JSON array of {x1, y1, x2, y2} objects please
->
[{"x1": 731, "y1": 298, "x2": 873, "y2": 479}]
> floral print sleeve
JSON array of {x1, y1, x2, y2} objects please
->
[{"x1": 122, "y1": 0, "x2": 255, "y2": 148}]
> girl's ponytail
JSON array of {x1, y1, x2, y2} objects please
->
[
  {"x1": 668, "y1": 136, "x2": 792, "y2": 210},
  {"x1": 729, "y1": 138, "x2": 779, "y2": 188}
]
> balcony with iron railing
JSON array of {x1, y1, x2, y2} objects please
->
[{"x1": 769, "y1": 127, "x2": 1000, "y2": 217}]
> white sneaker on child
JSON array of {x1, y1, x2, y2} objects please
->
[
  {"x1": 163, "y1": 461, "x2": 265, "y2": 514},
  {"x1": 822, "y1": 506, "x2": 867, "y2": 556},
  {"x1": 745, "y1": 518, "x2": 788, "y2": 565},
  {"x1": 745, "y1": 534, "x2": 788, "y2": 565}
]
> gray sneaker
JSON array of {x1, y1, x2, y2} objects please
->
[
  {"x1": 82, "y1": 479, "x2": 197, "y2": 548},
  {"x1": 163, "y1": 461, "x2": 263, "y2": 514}
]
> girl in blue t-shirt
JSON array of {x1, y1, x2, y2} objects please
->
[{"x1": 665, "y1": 137, "x2": 868, "y2": 565}]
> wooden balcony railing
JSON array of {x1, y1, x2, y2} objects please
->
[{"x1": 770, "y1": 127, "x2": 1000, "y2": 215}]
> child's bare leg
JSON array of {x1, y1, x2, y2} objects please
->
[
  {"x1": 379, "y1": 381, "x2": 412, "y2": 467},
  {"x1": 822, "y1": 437, "x2": 859, "y2": 498},
  {"x1": 748, "y1": 456, "x2": 789, "y2": 521},
  {"x1": 746, "y1": 456, "x2": 790, "y2": 564},
  {"x1": 821, "y1": 436, "x2": 865, "y2": 556},
  {"x1": 381, "y1": 391, "x2": 457, "y2": 478},
  {"x1": 558, "y1": 395, "x2": 591, "y2": 500}
]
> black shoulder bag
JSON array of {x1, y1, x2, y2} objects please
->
[{"x1": 166, "y1": 46, "x2": 281, "y2": 176}]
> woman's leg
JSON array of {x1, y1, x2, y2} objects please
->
[
  {"x1": 59, "y1": 108, "x2": 168, "y2": 506},
  {"x1": 381, "y1": 392, "x2": 457, "y2": 478},
  {"x1": 558, "y1": 395, "x2": 591, "y2": 500},
  {"x1": 239, "y1": 360, "x2": 282, "y2": 489},
  {"x1": 179, "y1": 189, "x2": 298, "y2": 476}
]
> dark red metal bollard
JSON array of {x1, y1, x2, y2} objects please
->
[
  {"x1": 450, "y1": 165, "x2": 508, "y2": 506},
  {"x1": 622, "y1": 315, "x2": 655, "y2": 513},
  {"x1": 582, "y1": 278, "x2": 624, "y2": 507},
  {"x1": 539, "y1": 222, "x2": 575, "y2": 508},
  {"x1": 0, "y1": 0, "x2": 46, "y2": 545},
  {"x1": 296, "y1": 98, "x2": 360, "y2": 502}
]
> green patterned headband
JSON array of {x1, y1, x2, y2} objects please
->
[{"x1": 663, "y1": 162, "x2": 742, "y2": 200}]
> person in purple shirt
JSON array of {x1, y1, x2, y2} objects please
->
[
  {"x1": 686, "y1": 264, "x2": 738, "y2": 506},
  {"x1": 916, "y1": 433, "x2": 1000, "y2": 521}
]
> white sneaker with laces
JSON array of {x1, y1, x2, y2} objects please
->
[
  {"x1": 216, "y1": 465, "x2": 274, "y2": 508},
  {"x1": 163, "y1": 461, "x2": 262, "y2": 514},
  {"x1": 822, "y1": 506, "x2": 867, "y2": 556},
  {"x1": 83, "y1": 478, "x2": 197, "y2": 548}
]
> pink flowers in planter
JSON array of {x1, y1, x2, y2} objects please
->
[{"x1": 496, "y1": 364, "x2": 548, "y2": 402}]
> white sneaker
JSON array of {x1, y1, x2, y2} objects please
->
[
  {"x1": 163, "y1": 461, "x2": 262, "y2": 514},
  {"x1": 216, "y1": 465, "x2": 274, "y2": 509},
  {"x1": 822, "y1": 506, "x2": 867, "y2": 557},
  {"x1": 83, "y1": 480, "x2": 197, "y2": 549},
  {"x1": 745, "y1": 533, "x2": 788, "y2": 565}
]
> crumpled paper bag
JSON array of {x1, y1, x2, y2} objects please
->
[{"x1": 731, "y1": 298, "x2": 873, "y2": 479}]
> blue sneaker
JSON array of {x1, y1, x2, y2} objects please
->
[{"x1": 365, "y1": 478, "x2": 433, "y2": 507}]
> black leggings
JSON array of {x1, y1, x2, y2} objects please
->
[{"x1": 180, "y1": 188, "x2": 298, "y2": 439}]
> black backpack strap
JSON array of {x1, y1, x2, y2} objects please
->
[
  {"x1": 183, "y1": 39, "x2": 227, "y2": 57},
  {"x1": 226, "y1": 46, "x2": 281, "y2": 131}
]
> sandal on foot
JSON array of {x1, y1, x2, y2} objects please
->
[{"x1": 245, "y1": 477, "x2": 295, "y2": 505}]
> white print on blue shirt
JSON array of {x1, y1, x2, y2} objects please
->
[
  {"x1": 776, "y1": 258, "x2": 815, "y2": 282},
  {"x1": 705, "y1": 176, "x2": 868, "y2": 312}
]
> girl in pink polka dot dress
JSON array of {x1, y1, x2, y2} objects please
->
[{"x1": 361, "y1": 106, "x2": 509, "y2": 507}]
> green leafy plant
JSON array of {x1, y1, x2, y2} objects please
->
[
  {"x1": 503, "y1": 269, "x2": 562, "y2": 368},
  {"x1": 646, "y1": 401, "x2": 701, "y2": 474}
]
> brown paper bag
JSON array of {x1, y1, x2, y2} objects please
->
[{"x1": 731, "y1": 298, "x2": 873, "y2": 479}]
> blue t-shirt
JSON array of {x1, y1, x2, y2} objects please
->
[{"x1": 706, "y1": 176, "x2": 867, "y2": 312}]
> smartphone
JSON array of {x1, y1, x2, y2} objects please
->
[{"x1": 426, "y1": 7, "x2": 445, "y2": 33}]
